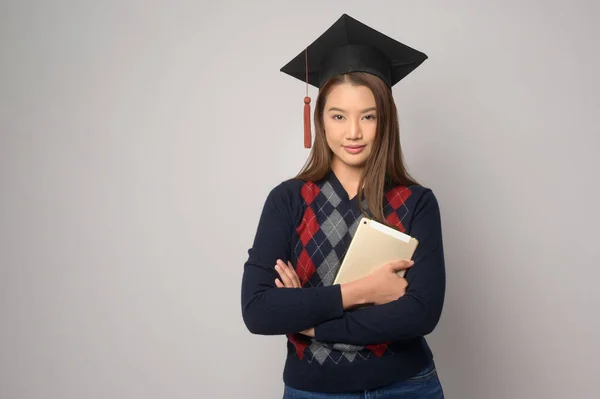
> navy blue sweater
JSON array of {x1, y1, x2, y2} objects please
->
[{"x1": 241, "y1": 170, "x2": 446, "y2": 393}]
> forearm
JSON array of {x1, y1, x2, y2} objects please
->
[
  {"x1": 315, "y1": 204, "x2": 447, "y2": 346},
  {"x1": 242, "y1": 264, "x2": 344, "y2": 335},
  {"x1": 314, "y1": 290, "x2": 444, "y2": 345},
  {"x1": 340, "y1": 278, "x2": 371, "y2": 309},
  {"x1": 242, "y1": 260, "x2": 376, "y2": 335}
]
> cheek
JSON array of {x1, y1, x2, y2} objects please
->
[
  {"x1": 365, "y1": 125, "x2": 377, "y2": 144},
  {"x1": 323, "y1": 120, "x2": 343, "y2": 142}
]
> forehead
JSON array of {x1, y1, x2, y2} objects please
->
[{"x1": 325, "y1": 83, "x2": 375, "y2": 107}]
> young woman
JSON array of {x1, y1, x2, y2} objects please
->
[{"x1": 241, "y1": 14, "x2": 446, "y2": 399}]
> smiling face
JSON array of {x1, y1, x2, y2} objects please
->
[
  {"x1": 298, "y1": 71, "x2": 416, "y2": 224},
  {"x1": 322, "y1": 82, "x2": 378, "y2": 175}
]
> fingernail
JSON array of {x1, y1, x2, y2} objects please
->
[{"x1": 275, "y1": 264, "x2": 280, "y2": 269}]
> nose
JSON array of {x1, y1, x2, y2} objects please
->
[{"x1": 346, "y1": 118, "x2": 363, "y2": 140}]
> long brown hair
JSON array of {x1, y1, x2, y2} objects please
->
[{"x1": 295, "y1": 72, "x2": 419, "y2": 225}]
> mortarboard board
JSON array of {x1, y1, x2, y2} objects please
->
[{"x1": 280, "y1": 13, "x2": 428, "y2": 148}]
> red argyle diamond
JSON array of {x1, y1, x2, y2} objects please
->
[
  {"x1": 385, "y1": 187, "x2": 412, "y2": 210},
  {"x1": 287, "y1": 334, "x2": 309, "y2": 360},
  {"x1": 365, "y1": 343, "x2": 389, "y2": 358},
  {"x1": 296, "y1": 249, "x2": 316, "y2": 286},
  {"x1": 300, "y1": 182, "x2": 320, "y2": 205},
  {"x1": 297, "y1": 207, "x2": 319, "y2": 246},
  {"x1": 385, "y1": 212, "x2": 406, "y2": 232}
]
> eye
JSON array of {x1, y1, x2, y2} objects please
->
[
  {"x1": 332, "y1": 114, "x2": 345, "y2": 121},
  {"x1": 363, "y1": 114, "x2": 377, "y2": 121}
]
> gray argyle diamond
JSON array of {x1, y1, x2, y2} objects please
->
[
  {"x1": 310, "y1": 342, "x2": 331, "y2": 365},
  {"x1": 317, "y1": 250, "x2": 341, "y2": 286},
  {"x1": 321, "y1": 209, "x2": 346, "y2": 247},
  {"x1": 320, "y1": 182, "x2": 342, "y2": 208}
]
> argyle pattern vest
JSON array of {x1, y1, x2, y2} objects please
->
[{"x1": 287, "y1": 174, "x2": 413, "y2": 365}]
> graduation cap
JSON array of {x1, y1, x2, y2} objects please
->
[{"x1": 280, "y1": 13, "x2": 428, "y2": 148}]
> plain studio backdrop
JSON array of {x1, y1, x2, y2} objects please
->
[{"x1": 1, "y1": 1, "x2": 599, "y2": 398}]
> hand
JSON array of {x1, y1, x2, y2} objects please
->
[
  {"x1": 362, "y1": 260, "x2": 414, "y2": 305},
  {"x1": 339, "y1": 259, "x2": 414, "y2": 309},
  {"x1": 299, "y1": 327, "x2": 315, "y2": 337},
  {"x1": 274, "y1": 259, "x2": 302, "y2": 288},
  {"x1": 273, "y1": 260, "x2": 313, "y2": 337}
]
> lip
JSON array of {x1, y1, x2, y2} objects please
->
[{"x1": 343, "y1": 145, "x2": 366, "y2": 154}]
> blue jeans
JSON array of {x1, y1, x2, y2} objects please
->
[{"x1": 282, "y1": 361, "x2": 444, "y2": 399}]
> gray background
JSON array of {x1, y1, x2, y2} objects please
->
[{"x1": 1, "y1": 1, "x2": 599, "y2": 398}]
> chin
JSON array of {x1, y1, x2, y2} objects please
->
[
  {"x1": 340, "y1": 156, "x2": 368, "y2": 168},
  {"x1": 332, "y1": 150, "x2": 370, "y2": 169}
]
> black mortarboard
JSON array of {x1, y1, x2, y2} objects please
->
[{"x1": 280, "y1": 13, "x2": 428, "y2": 148}]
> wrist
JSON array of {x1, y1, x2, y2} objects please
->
[{"x1": 340, "y1": 279, "x2": 371, "y2": 309}]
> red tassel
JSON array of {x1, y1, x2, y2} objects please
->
[
  {"x1": 303, "y1": 45, "x2": 311, "y2": 149},
  {"x1": 304, "y1": 96, "x2": 311, "y2": 148}
]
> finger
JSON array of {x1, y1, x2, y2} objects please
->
[
  {"x1": 279, "y1": 260, "x2": 300, "y2": 288},
  {"x1": 275, "y1": 264, "x2": 293, "y2": 287},
  {"x1": 299, "y1": 328, "x2": 315, "y2": 337},
  {"x1": 288, "y1": 261, "x2": 302, "y2": 287},
  {"x1": 275, "y1": 278, "x2": 284, "y2": 288},
  {"x1": 389, "y1": 259, "x2": 414, "y2": 272},
  {"x1": 275, "y1": 262, "x2": 295, "y2": 288}
]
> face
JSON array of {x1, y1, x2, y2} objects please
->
[{"x1": 322, "y1": 83, "x2": 377, "y2": 173}]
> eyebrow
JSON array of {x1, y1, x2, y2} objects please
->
[{"x1": 327, "y1": 107, "x2": 377, "y2": 113}]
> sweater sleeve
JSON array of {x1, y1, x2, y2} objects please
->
[
  {"x1": 241, "y1": 182, "x2": 344, "y2": 335},
  {"x1": 313, "y1": 189, "x2": 446, "y2": 345}
]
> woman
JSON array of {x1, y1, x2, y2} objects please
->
[{"x1": 241, "y1": 14, "x2": 446, "y2": 398}]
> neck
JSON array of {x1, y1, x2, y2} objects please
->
[{"x1": 331, "y1": 158, "x2": 364, "y2": 198}]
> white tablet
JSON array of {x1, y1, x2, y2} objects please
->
[{"x1": 333, "y1": 217, "x2": 419, "y2": 285}]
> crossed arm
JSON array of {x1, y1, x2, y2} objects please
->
[{"x1": 241, "y1": 187, "x2": 445, "y2": 345}]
